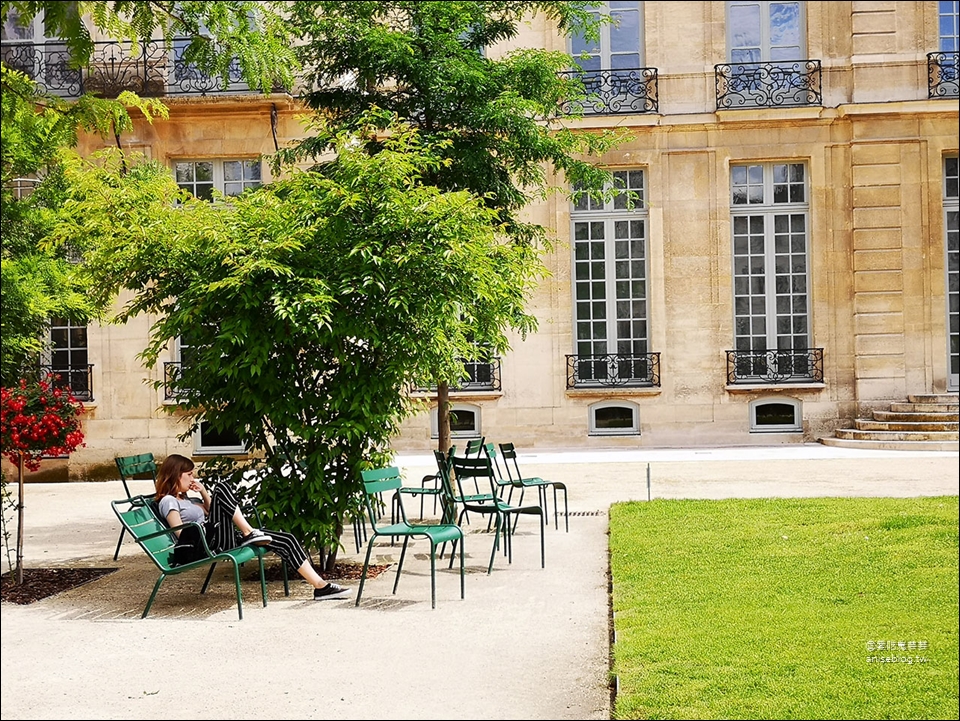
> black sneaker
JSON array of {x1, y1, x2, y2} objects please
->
[
  {"x1": 239, "y1": 529, "x2": 272, "y2": 547},
  {"x1": 314, "y1": 583, "x2": 351, "y2": 600}
]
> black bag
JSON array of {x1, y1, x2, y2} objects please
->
[{"x1": 172, "y1": 524, "x2": 208, "y2": 566}]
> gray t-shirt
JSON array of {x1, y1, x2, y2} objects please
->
[{"x1": 158, "y1": 495, "x2": 206, "y2": 525}]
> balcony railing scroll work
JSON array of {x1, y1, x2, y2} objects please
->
[
  {"x1": 409, "y1": 358, "x2": 502, "y2": 394},
  {"x1": 725, "y1": 348, "x2": 823, "y2": 385},
  {"x1": 716, "y1": 59, "x2": 821, "y2": 109},
  {"x1": 566, "y1": 353, "x2": 661, "y2": 389},
  {"x1": 928, "y1": 51, "x2": 959, "y2": 99},
  {"x1": 558, "y1": 67, "x2": 658, "y2": 115},
  {"x1": 34, "y1": 364, "x2": 94, "y2": 402},
  {"x1": 1, "y1": 38, "x2": 254, "y2": 98}
]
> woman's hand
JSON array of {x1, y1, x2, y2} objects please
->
[{"x1": 190, "y1": 478, "x2": 212, "y2": 511}]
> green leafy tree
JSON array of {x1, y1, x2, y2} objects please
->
[
  {"x1": 282, "y1": 1, "x2": 625, "y2": 448},
  {"x1": 58, "y1": 114, "x2": 539, "y2": 570},
  {"x1": 1, "y1": 1, "x2": 296, "y2": 384},
  {"x1": 0, "y1": 66, "x2": 168, "y2": 384}
]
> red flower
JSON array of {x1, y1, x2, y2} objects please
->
[{"x1": 1, "y1": 374, "x2": 85, "y2": 472}]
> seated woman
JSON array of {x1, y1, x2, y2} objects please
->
[{"x1": 155, "y1": 453, "x2": 351, "y2": 601}]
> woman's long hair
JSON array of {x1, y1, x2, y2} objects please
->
[{"x1": 154, "y1": 453, "x2": 195, "y2": 501}]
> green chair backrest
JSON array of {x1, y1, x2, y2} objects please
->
[
  {"x1": 115, "y1": 453, "x2": 158, "y2": 497},
  {"x1": 464, "y1": 437, "x2": 486, "y2": 457},
  {"x1": 360, "y1": 466, "x2": 404, "y2": 529},
  {"x1": 449, "y1": 455, "x2": 497, "y2": 497},
  {"x1": 113, "y1": 496, "x2": 176, "y2": 569}
]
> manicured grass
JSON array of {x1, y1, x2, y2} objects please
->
[{"x1": 609, "y1": 496, "x2": 959, "y2": 720}]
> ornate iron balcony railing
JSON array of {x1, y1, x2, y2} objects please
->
[
  {"x1": 928, "y1": 51, "x2": 959, "y2": 99},
  {"x1": 411, "y1": 358, "x2": 502, "y2": 393},
  {"x1": 163, "y1": 361, "x2": 188, "y2": 401},
  {"x1": 0, "y1": 38, "x2": 262, "y2": 98},
  {"x1": 566, "y1": 353, "x2": 660, "y2": 389},
  {"x1": 725, "y1": 348, "x2": 823, "y2": 384},
  {"x1": 37, "y1": 364, "x2": 94, "y2": 402},
  {"x1": 716, "y1": 59, "x2": 821, "y2": 109},
  {"x1": 558, "y1": 67, "x2": 658, "y2": 115}
]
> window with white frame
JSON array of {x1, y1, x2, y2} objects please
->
[
  {"x1": 195, "y1": 421, "x2": 246, "y2": 455},
  {"x1": 431, "y1": 403, "x2": 481, "y2": 439},
  {"x1": 941, "y1": 1, "x2": 959, "y2": 52},
  {"x1": 945, "y1": 156, "x2": 959, "y2": 391},
  {"x1": 749, "y1": 397, "x2": 801, "y2": 432},
  {"x1": 44, "y1": 317, "x2": 91, "y2": 400},
  {"x1": 589, "y1": 400, "x2": 639, "y2": 435},
  {"x1": 571, "y1": 170, "x2": 650, "y2": 384},
  {"x1": 571, "y1": 2, "x2": 644, "y2": 72},
  {"x1": 731, "y1": 162, "x2": 811, "y2": 373},
  {"x1": 727, "y1": 1, "x2": 804, "y2": 63},
  {"x1": 174, "y1": 159, "x2": 262, "y2": 200}
]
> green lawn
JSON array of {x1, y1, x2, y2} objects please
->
[{"x1": 609, "y1": 496, "x2": 959, "y2": 720}]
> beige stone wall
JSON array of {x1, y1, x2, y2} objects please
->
[{"x1": 14, "y1": 2, "x2": 956, "y2": 478}]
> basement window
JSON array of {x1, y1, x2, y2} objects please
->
[
  {"x1": 750, "y1": 397, "x2": 802, "y2": 433},
  {"x1": 589, "y1": 400, "x2": 640, "y2": 436}
]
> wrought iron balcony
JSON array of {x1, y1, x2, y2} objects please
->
[
  {"x1": 163, "y1": 361, "x2": 188, "y2": 401},
  {"x1": 725, "y1": 348, "x2": 823, "y2": 384},
  {"x1": 37, "y1": 364, "x2": 94, "y2": 402},
  {"x1": 558, "y1": 67, "x2": 658, "y2": 115},
  {"x1": 928, "y1": 51, "x2": 959, "y2": 99},
  {"x1": 716, "y1": 59, "x2": 821, "y2": 109},
  {"x1": 0, "y1": 38, "x2": 265, "y2": 98},
  {"x1": 566, "y1": 353, "x2": 660, "y2": 389},
  {"x1": 411, "y1": 358, "x2": 502, "y2": 393}
]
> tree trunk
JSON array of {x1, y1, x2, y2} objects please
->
[
  {"x1": 15, "y1": 452, "x2": 25, "y2": 585},
  {"x1": 437, "y1": 380, "x2": 451, "y2": 455}
]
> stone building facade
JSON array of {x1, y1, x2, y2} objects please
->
[{"x1": 4, "y1": 2, "x2": 957, "y2": 479}]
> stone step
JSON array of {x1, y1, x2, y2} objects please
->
[
  {"x1": 819, "y1": 436, "x2": 960, "y2": 452},
  {"x1": 872, "y1": 410, "x2": 959, "y2": 422},
  {"x1": 889, "y1": 402, "x2": 959, "y2": 414},
  {"x1": 854, "y1": 419, "x2": 959, "y2": 432},
  {"x1": 908, "y1": 393, "x2": 960, "y2": 405},
  {"x1": 834, "y1": 428, "x2": 959, "y2": 442}
]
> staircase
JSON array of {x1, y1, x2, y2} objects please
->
[{"x1": 819, "y1": 393, "x2": 959, "y2": 451}]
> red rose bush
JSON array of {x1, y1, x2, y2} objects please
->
[{"x1": 1, "y1": 374, "x2": 85, "y2": 471}]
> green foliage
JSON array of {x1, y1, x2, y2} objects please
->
[
  {"x1": 0, "y1": 66, "x2": 167, "y2": 384},
  {"x1": 282, "y1": 1, "x2": 626, "y2": 242},
  {"x1": 1, "y1": 1, "x2": 298, "y2": 92},
  {"x1": 608, "y1": 496, "x2": 960, "y2": 719},
  {"x1": 60, "y1": 115, "x2": 540, "y2": 568}
]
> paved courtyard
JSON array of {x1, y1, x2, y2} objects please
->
[{"x1": 1, "y1": 444, "x2": 957, "y2": 720}]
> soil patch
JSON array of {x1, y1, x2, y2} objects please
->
[{"x1": 1, "y1": 567, "x2": 118, "y2": 605}]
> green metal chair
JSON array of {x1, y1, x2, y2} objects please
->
[
  {"x1": 448, "y1": 454, "x2": 545, "y2": 573},
  {"x1": 111, "y1": 494, "x2": 268, "y2": 620},
  {"x1": 113, "y1": 453, "x2": 159, "y2": 560},
  {"x1": 357, "y1": 466, "x2": 465, "y2": 609},
  {"x1": 499, "y1": 443, "x2": 569, "y2": 532}
]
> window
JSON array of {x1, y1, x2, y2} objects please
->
[
  {"x1": 731, "y1": 162, "x2": 812, "y2": 378},
  {"x1": 941, "y1": 1, "x2": 959, "y2": 52},
  {"x1": 195, "y1": 421, "x2": 246, "y2": 455},
  {"x1": 567, "y1": 3, "x2": 655, "y2": 115},
  {"x1": 727, "y1": 1, "x2": 803, "y2": 63},
  {"x1": 749, "y1": 397, "x2": 802, "y2": 432},
  {"x1": 571, "y1": 2, "x2": 643, "y2": 71},
  {"x1": 44, "y1": 317, "x2": 91, "y2": 401},
  {"x1": 945, "y1": 156, "x2": 959, "y2": 391},
  {"x1": 571, "y1": 170, "x2": 651, "y2": 384},
  {"x1": 1, "y1": 7, "x2": 74, "y2": 95},
  {"x1": 589, "y1": 400, "x2": 639, "y2": 435},
  {"x1": 175, "y1": 159, "x2": 262, "y2": 200},
  {"x1": 431, "y1": 403, "x2": 481, "y2": 439}
]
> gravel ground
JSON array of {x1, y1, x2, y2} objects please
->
[{"x1": 1, "y1": 444, "x2": 957, "y2": 720}]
